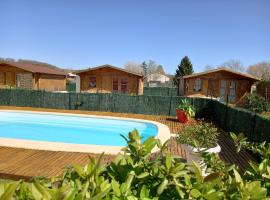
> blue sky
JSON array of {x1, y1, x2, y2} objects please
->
[{"x1": 0, "y1": 0, "x2": 269, "y2": 74}]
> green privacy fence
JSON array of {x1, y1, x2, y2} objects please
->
[
  {"x1": 0, "y1": 89, "x2": 208, "y2": 117},
  {"x1": 143, "y1": 87, "x2": 178, "y2": 96},
  {"x1": 0, "y1": 89, "x2": 269, "y2": 142},
  {"x1": 208, "y1": 100, "x2": 270, "y2": 143}
]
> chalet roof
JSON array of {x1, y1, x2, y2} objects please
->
[
  {"x1": 76, "y1": 64, "x2": 143, "y2": 77},
  {"x1": 0, "y1": 61, "x2": 67, "y2": 76},
  {"x1": 181, "y1": 68, "x2": 260, "y2": 81}
]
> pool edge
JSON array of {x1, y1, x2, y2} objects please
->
[{"x1": 0, "y1": 110, "x2": 171, "y2": 155}]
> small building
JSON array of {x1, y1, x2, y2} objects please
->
[
  {"x1": 76, "y1": 64, "x2": 144, "y2": 95},
  {"x1": 145, "y1": 73, "x2": 171, "y2": 87},
  {"x1": 178, "y1": 68, "x2": 260, "y2": 103},
  {"x1": 0, "y1": 61, "x2": 67, "y2": 91},
  {"x1": 146, "y1": 73, "x2": 170, "y2": 83}
]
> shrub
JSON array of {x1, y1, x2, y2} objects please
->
[
  {"x1": 178, "y1": 121, "x2": 219, "y2": 148},
  {"x1": 0, "y1": 130, "x2": 269, "y2": 199},
  {"x1": 242, "y1": 94, "x2": 270, "y2": 113},
  {"x1": 257, "y1": 80, "x2": 270, "y2": 87},
  {"x1": 231, "y1": 132, "x2": 270, "y2": 194}
]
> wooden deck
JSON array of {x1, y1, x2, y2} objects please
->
[{"x1": 0, "y1": 107, "x2": 255, "y2": 180}]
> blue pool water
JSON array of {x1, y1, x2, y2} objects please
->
[{"x1": 0, "y1": 111, "x2": 158, "y2": 146}]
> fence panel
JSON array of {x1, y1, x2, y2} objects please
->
[
  {"x1": 226, "y1": 106, "x2": 255, "y2": 141},
  {"x1": 1, "y1": 88, "x2": 269, "y2": 142},
  {"x1": 209, "y1": 101, "x2": 228, "y2": 130},
  {"x1": 254, "y1": 115, "x2": 270, "y2": 142},
  {"x1": 42, "y1": 92, "x2": 70, "y2": 109},
  {"x1": 0, "y1": 89, "x2": 11, "y2": 106},
  {"x1": 143, "y1": 87, "x2": 178, "y2": 96},
  {"x1": 136, "y1": 95, "x2": 171, "y2": 115},
  {"x1": 76, "y1": 93, "x2": 100, "y2": 111},
  {"x1": 208, "y1": 100, "x2": 270, "y2": 143}
]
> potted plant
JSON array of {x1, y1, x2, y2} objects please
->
[
  {"x1": 178, "y1": 121, "x2": 221, "y2": 175},
  {"x1": 176, "y1": 99, "x2": 195, "y2": 123}
]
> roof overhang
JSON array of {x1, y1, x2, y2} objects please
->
[
  {"x1": 178, "y1": 68, "x2": 260, "y2": 82},
  {"x1": 0, "y1": 61, "x2": 67, "y2": 76},
  {"x1": 75, "y1": 64, "x2": 143, "y2": 77}
]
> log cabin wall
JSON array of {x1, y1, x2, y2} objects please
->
[
  {"x1": 35, "y1": 74, "x2": 66, "y2": 91},
  {"x1": 0, "y1": 64, "x2": 33, "y2": 89},
  {"x1": 0, "y1": 64, "x2": 66, "y2": 91},
  {"x1": 79, "y1": 67, "x2": 143, "y2": 95},
  {"x1": 184, "y1": 71, "x2": 255, "y2": 103}
]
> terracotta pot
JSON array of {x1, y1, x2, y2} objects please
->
[{"x1": 176, "y1": 109, "x2": 188, "y2": 123}]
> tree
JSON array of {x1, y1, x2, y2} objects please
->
[
  {"x1": 124, "y1": 61, "x2": 143, "y2": 74},
  {"x1": 174, "y1": 56, "x2": 194, "y2": 85},
  {"x1": 147, "y1": 60, "x2": 158, "y2": 74},
  {"x1": 0, "y1": 57, "x2": 16, "y2": 62},
  {"x1": 156, "y1": 65, "x2": 165, "y2": 75},
  {"x1": 137, "y1": 60, "x2": 166, "y2": 82},
  {"x1": 141, "y1": 61, "x2": 148, "y2": 77},
  {"x1": 204, "y1": 64, "x2": 215, "y2": 71},
  {"x1": 218, "y1": 59, "x2": 245, "y2": 72},
  {"x1": 247, "y1": 61, "x2": 270, "y2": 80}
]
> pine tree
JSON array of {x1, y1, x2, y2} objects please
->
[
  {"x1": 174, "y1": 56, "x2": 193, "y2": 85},
  {"x1": 141, "y1": 61, "x2": 148, "y2": 77}
]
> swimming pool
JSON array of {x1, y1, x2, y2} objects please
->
[{"x1": 0, "y1": 110, "x2": 170, "y2": 154}]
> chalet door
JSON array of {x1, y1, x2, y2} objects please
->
[
  {"x1": 0, "y1": 72, "x2": 4, "y2": 85},
  {"x1": 220, "y1": 80, "x2": 227, "y2": 102},
  {"x1": 5, "y1": 72, "x2": 15, "y2": 86}
]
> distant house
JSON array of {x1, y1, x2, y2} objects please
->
[
  {"x1": 76, "y1": 64, "x2": 144, "y2": 95},
  {"x1": 145, "y1": 73, "x2": 170, "y2": 87},
  {"x1": 178, "y1": 68, "x2": 260, "y2": 103},
  {"x1": 0, "y1": 61, "x2": 67, "y2": 91}
]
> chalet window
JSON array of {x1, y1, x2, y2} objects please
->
[
  {"x1": 89, "y1": 77, "x2": 96, "y2": 88},
  {"x1": 193, "y1": 78, "x2": 201, "y2": 91},
  {"x1": 113, "y1": 78, "x2": 118, "y2": 93},
  {"x1": 220, "y1": 80, "x2": 227, "y2": 102},
  {"x1": 229, "y1": 81, "x2": 236, "y2": 102},
  {"x1": 121, "y1": 78, "x2": 128, "y2": 94}
]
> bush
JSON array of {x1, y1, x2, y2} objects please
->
[
  {"x1": 0, "y1": 130, "x2": 269, "y2": 199},
  {"x1": 178, "y1": 121, "x2": 219, "y2": 148},
  {"x1": 243, "y1": 94, "x2": 270, "y2": 113}
]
